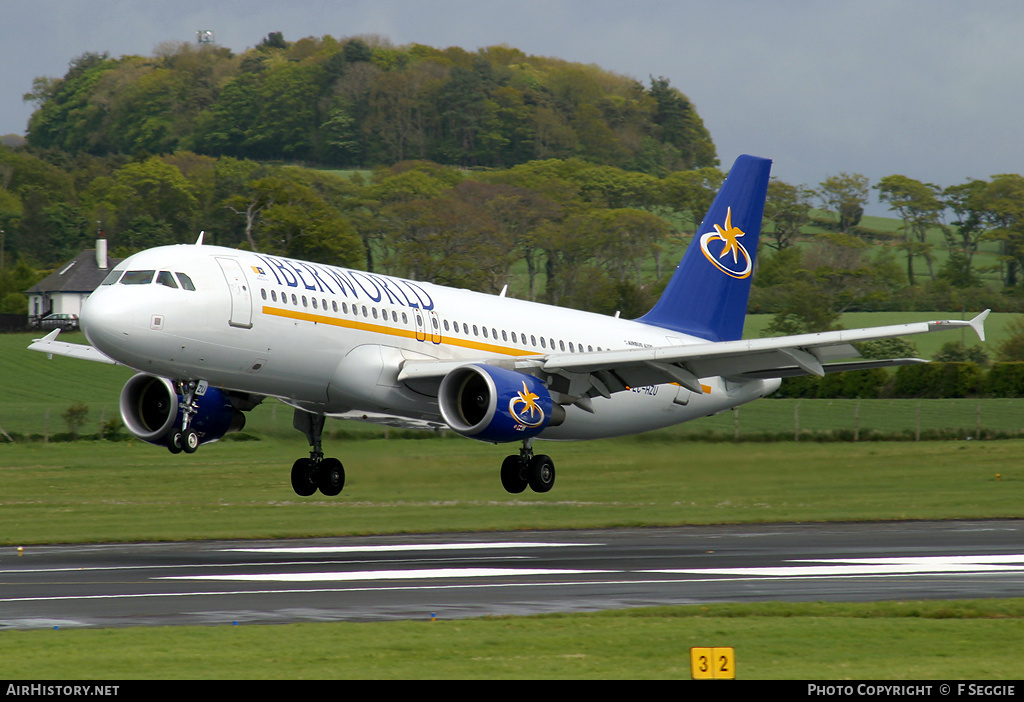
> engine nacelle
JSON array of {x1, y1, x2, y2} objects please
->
[
  {"x1": 119, "y1": 373, "x2": 245, "y2": 448},
  {"x1": 438, "y1": 364, "x2": 560, "y2": 443}
]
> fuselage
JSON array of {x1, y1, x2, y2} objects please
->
[{"x1": 81, "y1": 244, "x2": 778, "y2": 441}]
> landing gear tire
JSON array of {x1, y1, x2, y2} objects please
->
[
  {"x1": 528, "y1": 454, "x2": 555, "y2": 493},
  {"x1": 168, "y1": 431, "x2": 184, "y2": 454},
  {"x1": 291, "y1": 458, "x2": 318, "y2": 497},
  {"x1": 317, "y1": 457, "x2": 345, "y2": 497},
  {"x1": 182, "y1": 429, "x2": 199, "y2": 454},
  {"x1": 500, "y1": 455, "x2": 528, "y2": 494}
]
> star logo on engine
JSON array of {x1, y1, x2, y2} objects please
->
[{"x1": 509, "y1": 381, "x2": 545, "y2": 427}]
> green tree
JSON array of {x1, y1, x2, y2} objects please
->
[
  {"x1": 106, "y1": 62, "x2": 186, "y2": 154},
  {"x1": 61, "y1": 402, "x2": 89, "y2": 438},
  {"x1": 450, "y1": 179, "x2": 562, "y2": 299},
  {"x1": 648, "y1": 76, "x2": 718, "y2": 170},
  {"x1": 249, "y1": 175, "x2": 363, "y2": 267},
  {"x1": 818, "y1": 172, "x2": 869, "y2": 235},
  {"x1": 0, "y1": 188, "x2": 24, "y2": 252},
  {"x1": 24, "y1": 52, "x2": 119, "y2": 153},
  {"x1": 359, "y1": 162, "x2": 465, "y2": 271},
  {"x1": 858, "y1": 337, "x2": 919, "y2": 360},
  {"x1": 758, "y1": 238, "x2": 901, "y2": 336},
  {"x1": 761, "y1": 277, "x2": 842, "y2": 336},
  {"x1": 762, "y1": 180, "x2": 813, "y2": 251},
  {"x1": 539, "y1": 209, "x2": 608, "y2": 307},
  {"x1": 363, "y1": 65, "x2": 440, "y2": 163},
  {"x1": 590, "y1": 208, "x2": 671, "y2": 287},
  {"x1": 875, "y1": 174, "x2": 944, "y2": 285},
  {"x1": 93, "y1": 157, "x2": 197, "y2": 247},
  {"x1": 661, "y1": 167, "x2": 724, "y2": 226},
  {"x1": 978, "y1": 174, "x2": 1024, "y2": 288},
  {"x1": 435, "y1": 63, "x2": 506, "y2": 167},
  {"x1": 996, "y1": 316, "x2": 1024, "y2": 361},
  {"x1": 933, "y1": 340, "x2": 988, "y2": 364},
  {"x1": 383, "y1": 196, "x2": 512, "y2": 292},
  {"x1": 942, "y1": 178, "x2": 990, "y2": 286}
]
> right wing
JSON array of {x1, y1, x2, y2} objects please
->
[{"x1": 398, "y1": 310, "x2": 991, "y2": 405}]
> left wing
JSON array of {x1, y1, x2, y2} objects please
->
[
  {"x1": 399, "y1": 310, "x2": 990, "y2": 402},
  {"x1": 28, "y1": 329, "x2": 122, "y2": 365}
]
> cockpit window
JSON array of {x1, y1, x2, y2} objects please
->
[
  {"x1": 175, "y1": 272, "x2": 196, "y2": 291},
  {"x1": 156, "y1": 271, "x2": 178, "y2": 289},
  {"x1": 100, "y1": 269, "x2": 125, "y2": 285},
  {"x1": 120, "y1": 270, "x2": 155, "y2": 285}
]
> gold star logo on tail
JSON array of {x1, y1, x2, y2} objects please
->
[{"x1": 699, "y1": 207, "x2": 753, "y2": 279}]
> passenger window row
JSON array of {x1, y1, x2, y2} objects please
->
[{"x1": 259, "y1": 287, "x2": 602, "y2": 354}]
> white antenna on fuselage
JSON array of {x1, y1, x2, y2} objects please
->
[{"x1": 195, "y1": 231, "x2": 205, "y2": 245}]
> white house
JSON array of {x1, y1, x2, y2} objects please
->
[{"x1": 25, "y1": 238, "x2": 123, "y2": 326}]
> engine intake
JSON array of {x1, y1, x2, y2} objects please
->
[
  {"x1": 119, "y1": 373, "x2": 245, "y2": 448},
  {"x1": 438, "y1": 364, "x2": 561, "y2": 443}
]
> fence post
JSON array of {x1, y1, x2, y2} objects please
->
[
  {"x1": 915, "y1": 403, "x2": 921, "y2": 441},
  {"x1": 733, "y1": 407, "x2": 740, "y2": 442},
  {"x1": 854, "y1": 401, "x2": 860, "y2": 442},
  {"x1": 794, "y1": 401, "x2": 800, "y2": 442},
  {"x1": 976, "y1": 405, "x2": 981, "y2": 440}
]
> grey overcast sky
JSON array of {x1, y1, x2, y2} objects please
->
[{"x1": 2, "y1": 0, "x2": 1022, "y2": 214}]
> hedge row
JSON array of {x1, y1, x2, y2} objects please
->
[{"x1": 776, "y1": 362, "x2": 1024, "y2": 399}]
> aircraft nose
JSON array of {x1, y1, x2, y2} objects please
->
[{"x1": 80, "y1": 289, "x2": 131, "y2": 352}]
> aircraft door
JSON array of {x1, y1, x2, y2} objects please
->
[
  {"x1": 413, "y1": 310, "x2": 441, "y2": 344},
  {"x1": 216, "y1": 257, "x2": 253, "y2": 329},
  {"x1": 413, "y1": 310, "x2": 426, "y2": 342},
  {"x1": 428, "y1": 310, "x2": 442, "y2": 344}
]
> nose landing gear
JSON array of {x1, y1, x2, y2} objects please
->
[{"x1": 167, "y1": 380, "x2": 202, "y2": 455}]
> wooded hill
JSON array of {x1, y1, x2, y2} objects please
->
[{"x1": 22, "y1": 34, "x2": 717, "y2": 174}]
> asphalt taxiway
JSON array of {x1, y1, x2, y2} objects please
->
[{"x1": 1, "y1": 520, "x2": 1022, "y2": 629}]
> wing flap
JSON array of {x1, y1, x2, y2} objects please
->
[{"x1": 736, "y1": 357, "x2": 927, "y2": 379}]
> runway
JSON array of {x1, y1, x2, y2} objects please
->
[{"x1": 1, "y1": 520, "x2": 1022, "y2": 630}]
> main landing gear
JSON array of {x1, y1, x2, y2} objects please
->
[
  {"x1": 167, "y1": 380, "x2": 201, "y2": 455},
  {"x1": 291, "y1": 410, "x2": 345, "y2": 497},
  {"x1": 500, "y1": 439, "x2": 555, "y2": 494}
]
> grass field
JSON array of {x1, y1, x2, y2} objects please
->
[
  {"x1": 1, "y1": 437, "x2": 1023, "y2": 544},
  {"x1": 3, "y1": 326, "x2": 1024, "y2": 679},
  {"x1": 2, "y1": 601, "x2": 1023, "y2": 680}
]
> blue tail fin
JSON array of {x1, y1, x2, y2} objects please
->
[{"x1": 637, "y1": 154, "x2": 772, "y2": 341}]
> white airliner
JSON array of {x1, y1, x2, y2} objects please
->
[{"x1": 29, "y1": 155, "x2": 989, "y2": 496}]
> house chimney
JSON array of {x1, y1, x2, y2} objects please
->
[{"x1": 96, "y1": 232, "x2": 108, "y2": 270}]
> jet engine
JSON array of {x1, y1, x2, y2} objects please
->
[
  {"x1": 438, "y1": 364, "x2": 562, "y2": 443},
  {"x1": 118, "y1": 373, "x2": 245, "y2": 449}
]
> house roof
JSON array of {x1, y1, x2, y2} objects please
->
[{"x1": 25, "y1": 249, "x2": 125, "y2": 295}]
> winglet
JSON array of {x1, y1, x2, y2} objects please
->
[
  {"x1": 32, "y1": 328, "x2": 61, "y2": 359},
  {"x1": 34, "y1": 328, "x2": 61, "y2": 344},
  {"x1": 970, "y1": 309, "x2": 990, "y2": 342}
]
